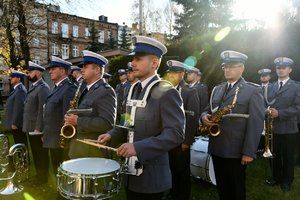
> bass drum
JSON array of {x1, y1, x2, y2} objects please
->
[
  {"x1": 190, "y1": 136, "x2": 216, "y2": 185},
  {"x1": 57, "y1": 158, "x2": 121, "y2": 199}
]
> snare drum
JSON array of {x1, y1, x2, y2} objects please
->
[
  {"x1": 190, "y1": 136, "x2": 216, "y2": 185},
  {"x1": 57, "y1": 158, "x2": 121, "y2": 199}
]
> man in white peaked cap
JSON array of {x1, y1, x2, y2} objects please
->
[
  {"x1": 23, "y1": 61, "x2": 50, "y2": 184},
  {"x1": 64, "y1": 50, "x2": 116, "y2": 159},
  {"x1": 98, "y1": 36, "x2": 185, "y2": 200},
  {"x1": 201, "y1": 50, "x2": 265, "y2": 200}
]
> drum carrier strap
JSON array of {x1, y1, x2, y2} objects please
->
[{"x1": 124, "y1": 79, "x2": 170, "y2": 176}]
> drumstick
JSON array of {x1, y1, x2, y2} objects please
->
[{"x1": 76, "y1": 139, "x2": 117, "y2": 152}]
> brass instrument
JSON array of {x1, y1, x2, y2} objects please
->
[
  {"x1": 60, "y1": 80, "x2": 93, "y2": 148},
  {"x1": 0, "y1": 134, "x2": 9, "y2": 173},
  {"x1": 263, "y1": 106, "x2": 273, "y2": 158},
  {"x1": 199, "y1": 86, "x2": 239, "y2": 136},
  {"x1": 0, "y1": 143, "x2": 28, "y2": 195}
]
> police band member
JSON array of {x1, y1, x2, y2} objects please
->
[
  {"x1": 70, "y1": 65, "x2": 83, "y2": 86},
  {"x1": 5, "y1": 70, "x2": 28, "y2": 147},
  {"x1": 201, "y1": 50, "x2": 264, "y2": 200},
  {"x1": 98, "y1": 36, "x2": 185, "y2": 200},
  {"x1": 186, "y1": 67, "x2": 208, "y2": 116},
  {"x1": 165, "y1": 60, "x2": 199, "y2": 200},
  {"x1": 103, "y1": 72, "x2": 112, "y2": 83},
  {"x1": 265, "y1": 57, "x2": 300, "y2": 192},
  {"x1": 43, "y1": 56, "x2": 77, "y2": 174},
  {"x1": 115, "y1": 68, "x2": 130, "y2": 124},
  {"x1": 65, "y1": 50, "x2": 116, "y2": 159},
  {"x1": 258, "y1": 68, "x2": 271, "y2": 91},
  {"x1": 120, "y1": 62, "x2": 138, "y2": 124},
  {"x1": 23, "y1": 61, "x2": 50, "y2": 184}
]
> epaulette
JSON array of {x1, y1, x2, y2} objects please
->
[
  {"x1": 103, "y1": 82, "x2": 111, "y2": 89},
  {"x1": 246, "y1": 81, "x2": 260, "y2": 87}
]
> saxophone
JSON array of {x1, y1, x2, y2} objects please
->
[
  {"x1": 199, "y1": 86, "x2": 239, "y2": 136},
  {"x1": 263, "y1": 106, "x2": 273, "y2": 158},
  {"x1": 60, "y1": 80, "x2": 82, "y2": 148}
]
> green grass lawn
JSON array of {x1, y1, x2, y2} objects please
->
[{"x1": 0, "y1": 131, "x2": 300, "y2": 200}]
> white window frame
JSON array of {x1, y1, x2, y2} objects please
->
[
  {"x1": 73, "y1": 25, "x2": 78, "y2": 37},
  {"x1": 52, "y1": 21, "x2": 58, "y2": 34},
  {"x1": 51, "y1": 43, "x2": 59, "y2": 55},
  {"x1": 85, "y1": 27, "x2": 90, "y2": 38},
  {"x1": 72, "y1": 45, "x2": 79, "y2": 57},
  {"x1": 62, "y1": 23, "x2": 69, "y2": 38},
  {"x1": 62, "y1": 44, "x2": 69, "y2": 59},
  {"x1": 98, "y1": 30, "x2": 104, "y2": 43}
]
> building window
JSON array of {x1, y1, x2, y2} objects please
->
[
  {"x1": 72, "y1": 45, "x2": 79, "y2": 57},
  {"x1": 107, "y1": 31, "x2": 111, "y2": 40},
  {"x1": 73, "y1": 25, "x2": 78, "y2": 37},
  {"x1": 98, "y1": 30, "x2": 104, "y2": 43},
  {"x1": 62, "y1": 23, "x2": 69, "y2": 38},
  {"x1": 51, "y1": 43, "x2": 59, "y2": 55},
  {"x1": 85, "y1": 27, "x2": 90, "y2": 38},
  {"x1": 62, "y1": 44, "x2": 69, "y2": 59},
  {"x1": 52, "y1": 21, "x2": 58, "y2": 34}
]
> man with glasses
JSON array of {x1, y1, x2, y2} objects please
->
[
  {"x1": 265, "y1": 57, "x2": 300, "y2": 192},
  {"x1": 201, "y1": 50, "x2": 265, "y2": 200}
]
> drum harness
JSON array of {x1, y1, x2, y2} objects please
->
[{"x1": 123, "y1": 79, "x2": 171, "y2": 176}]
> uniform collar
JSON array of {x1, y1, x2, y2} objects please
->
[
  {"x1": 13, "y1": 83, "x2": 22, "y2": 89},
  {"x1": 140, "y1": 74, "x2": 157, "y2": 89},
  {"x1": 55, "y1": 77, "x2": 68, "y2": 87},
  {"x1": 277, "y1": 77, "x2": 289, "y2": 87},
  {"x1": 87, "y1": 78, "x2": 101, "y2": 91}
]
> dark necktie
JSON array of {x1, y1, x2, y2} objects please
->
[
  {"x1": 225, "y1": 84, "x2": 232, "y2": 95},
  {"x1": 133, "y1": 83, "x2": 142, "y2": 99},
  {"x1": 279, "y1": 81, "x2": 283, "y2": 90}
]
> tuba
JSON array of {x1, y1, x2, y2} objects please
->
[
  {"x1": 0, "y1": 143, "x2": 29, "y2": 195},
  {"x1": 263, "y1": 106, "x2": 273, "y2": 158},
  {"x1": 0, "y1": 134, "x2": 9, "y2": 173},
  {"x1": 199, "y1": 86, "x2": 239, "y2": 136}
]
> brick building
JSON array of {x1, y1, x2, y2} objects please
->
[{"x1": 46, "y1": 6, "x2": 118, "y2": 63}]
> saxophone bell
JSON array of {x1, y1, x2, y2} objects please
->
[{"x1": 209, "y1": 124, "x2": 221, "y2": 136}]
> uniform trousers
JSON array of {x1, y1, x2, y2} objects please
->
[
  {"x1": 48, "y1": 148, "x2": 69, "y2": 175},
  {"x1": 11, "y1": 129, "x2": 28, "y2": 149},
  {"x1": 126, "y1": 189, "x2": 164, "y2": 200},
  {"x1": 212, "y1": 155, "x2": 246, "y2": 200},
  {"x1": 273, "y1": 133, "x2": 296, "y2": 184},
  {"x1": 29, "y1": 135, "x2": 49, "y2": 182},
  {"x1": 169, "y1": 145, "x2": 191, "y2": 200},
  {"x1": 295, "y1": 125, "x2": 300, "y2": 163}
]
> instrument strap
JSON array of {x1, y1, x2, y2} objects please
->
[{"x1": 124, "y1": 79, "x2": 171, "y2": 176}]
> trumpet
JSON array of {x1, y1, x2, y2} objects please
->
[{"x1": 263, "y1": 106, "x2": 273, "y2": 158}]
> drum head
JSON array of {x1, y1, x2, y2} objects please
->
[{"x1": 61, "y1": 158, "x2": 120, "y2": 175}]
